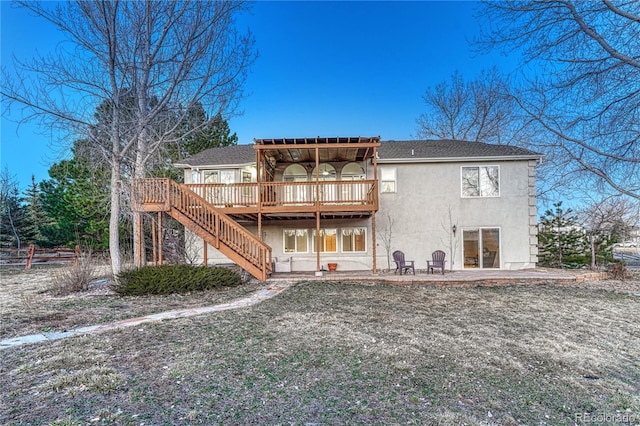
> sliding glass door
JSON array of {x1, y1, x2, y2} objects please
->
[{"x1": 463, "y1": 228, "x2": 500, "y2": 269}]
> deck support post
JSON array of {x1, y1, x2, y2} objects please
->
[
  {"x1": 372, "y1": 145, "x2": 378, "y2": 275},
  {"x1": 256, "y1": 148, "x2": 264, "y2": 244},
  {"x1": 203, "y1": 238, "x2": 208, "y2": 266},
  {"x1": 135, "y1": 214, "x2": 144, "y2": 268},
  {"x1": 372, "y1": 211, "x2": 377, "y2": 275},
  {"x1": 315, "y1": 145, "x2": 321, "y2": 272},
  {"x1": 152, "y1": 217, "x2": 157, "y2": 266},
  {"x1": 158, "y1": 212, "x2": 163, "y2": 266},
  {"x1": 316, "y1": 212, "x2": 321, "y2": 272}
]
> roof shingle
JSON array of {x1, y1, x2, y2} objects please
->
[
  {"x1": 377, "y1": 139, "x2": 541, "y2": 160},
  {"x1": 174, "y1": 144, "x2": 256, "y2": 167},
  {"x1": 174, "y1": 139, "x2": 542, "y2": 168}
]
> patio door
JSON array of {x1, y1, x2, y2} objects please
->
[
  {"x1": 312, "y1": 163, "x2": 337, "y2": 202},
  {"x1": 341, "y1": 162, "x2": 365, "y2": 202},
  {"x1": 283, "y1": 164, "x2": 308, "y2": 204},
  {"x1": 463, "y1": 228, "x2": 500, "y2": 269}
]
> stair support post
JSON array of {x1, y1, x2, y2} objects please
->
[{"x1": 203, "y1": 239, "x2": 208, "y2": 266}]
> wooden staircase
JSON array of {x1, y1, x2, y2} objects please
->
[{"x1": 133, "y1": 179, "x2": 272, "y2": 281}]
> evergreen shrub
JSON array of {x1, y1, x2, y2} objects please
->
[{"x1": 114, "y1": 265, "x2": 241, "y2": 296}]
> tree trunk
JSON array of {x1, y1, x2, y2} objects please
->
[
  {"x1": 132, "y1": 130, "x2": 148, "y2": 267},
  {"x1": 109, "y1": 160, "x2": 122, "y2": 275}
]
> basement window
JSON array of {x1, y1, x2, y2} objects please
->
[{"x1": 283, "y1": 229, "x2": 308, "y2": 253}]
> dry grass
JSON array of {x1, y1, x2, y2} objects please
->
[
  {"x1": 1, "y1": 266, "x2": 639, "y2": 425},
  {"x1": 0, "y1": 264, "x2": 264, "y2": 339},
  {"x1": 49, "y1": 258, "x2": 99, "y2": 296}
]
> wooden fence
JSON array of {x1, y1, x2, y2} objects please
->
[{"x1": 0, "y1": 245, "x2": 80, "y2": 269}]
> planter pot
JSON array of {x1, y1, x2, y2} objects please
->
[{"x1": 327, "y1": 263, "x2": 338, "y2": 272}]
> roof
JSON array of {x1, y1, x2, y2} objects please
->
[
  {"x1": 377, "y1": 140, "x2": 542, "y2": 162},
  {"x1": 174, "y1": 139, "x2": 542, "y2": 168},
  {"x1": 173, "y1": 144, "x2": 256, "y2": 168}
]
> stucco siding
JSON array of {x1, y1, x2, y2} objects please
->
[
  {"x1": 378, "y1": 160, "x2": 536, "y2": 271},
  {"x1": 182, "y1": 157, "x2": 538, "y2": 272}
]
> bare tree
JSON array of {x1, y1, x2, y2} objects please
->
[
  {"x1": 376, "y1": 211, "x2": 396, "y2": 272},
  {"x1": 477, "y1": 1, "x2": 640, "y2": 201},
  {"x1": 416, "y1": 68, "x2": 522, "y2": 145},
  {"x1": 414, "y1": 68, "x2": 567, "y2": 200},
  {"x1": 0, "y1": 168, "x2": 23, "y2": 249},
  {"x1": 439, "y1": 205, "x2": 459, "y2": 270},
  {"x1": 579, "y1": 196, "x2": 640, "y2": 242},
  {"x1": 1, "y1": 1, "x2": 256, "y2": 274},
  {"x1": 578, "y1": 195, "x2": 639, "y2": 268}
]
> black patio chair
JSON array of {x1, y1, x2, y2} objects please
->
[
  {"x1": 393, "y1": 250, "x2": 415, "y2": 275},
  {"x1": 427, "y1": 250, "x2": 447, "y2": 274}
]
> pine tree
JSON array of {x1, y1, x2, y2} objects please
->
[
  {"x1": 22, "y1": 175, "x2": 52, "y2": 247},
  {"x1": 40, "y1": 142, "x2": 111, "y2": 249},
  {"x1": 180, "y1": 107, "x2": 238, "y2": 158},
  {"x1": 538, "y1": 202, "x2": 589, "y2": 268}
]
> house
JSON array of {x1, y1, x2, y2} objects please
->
[{"x1": 132, "y1": 137, "x2": 542, "y2": 279}]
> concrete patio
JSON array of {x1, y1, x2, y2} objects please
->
[{"x1": 267, "y1": 268, "x2": 609, "y2": 287}]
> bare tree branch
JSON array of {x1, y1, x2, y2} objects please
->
[
  {"x1": 1, "y1": 1, "x2": 257, "y2": 273},
  {"x1": 477, "y1": 0, "x2": 640, "y2": 201}
]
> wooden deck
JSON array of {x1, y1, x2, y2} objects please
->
[
  {"x1": 132, "y1": 179, "x2": 272, "y2": 280},
  {"x1": 134, "y1": 179, "x2": 378, "y2": 219},
  {"x1": 185, "y1": 180, "x2": 378, "y2": 220},
  {"x1": 131, "y1": 177, "x2": 380, "y2": 280}
]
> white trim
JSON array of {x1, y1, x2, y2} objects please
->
[
  {"x1": 376, "y1": 155, "x2": 541, "y2": 164},
  {"x1": 174, "y1": 162, "x2": 255, "y2": 169}
]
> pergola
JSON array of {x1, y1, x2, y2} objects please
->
[{"x1": 253, "y1": 136, "x2": 381, "y2": 273}]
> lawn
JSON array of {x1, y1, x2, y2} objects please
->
[{"x1": 1, "y1": 266, "x2": 639, "y2": 425}]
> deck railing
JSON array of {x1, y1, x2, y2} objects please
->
[
  {"x1": 186, "y1": 180, "x2": 378, "y2": 209},
  {"x1": 132, "y1": 179, "x2": 272, "y2": 280}
]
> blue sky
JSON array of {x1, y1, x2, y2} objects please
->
[{"x1": 1, "y1": 1, "x2": 514, "y2": 189}]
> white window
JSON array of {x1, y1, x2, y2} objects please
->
[
  {"x1": 203, "y1": 170, "x2": 235, "y2": 184},
  {"x1": 341, "y1": 163, "x2": 365, "y2": 180},
  {"x1": 284, "y1": 229, "x2": 308, "y2": 253},
  {"x1": 341, "y1": 228, "x2": 366, "y2": 252},
  {"x1": 380, "y1": 168, "x2": 396, "y2": 193},
  {"x1": 242, "y1": 171, "x2": 253, "y2": 197},
  {"x1": 220, "y1": 170, "x2": 235, "y2": 184},
  {"x1": 341, "y1": 163, "x2": 366, "y2": 201},
  {"x1": 461, "y1": 166, "x2": 500, "y2": 197},
  {"x1": 312, "y1": 229, "x2": 337, "y2": 253},
  {"x1": 312, "y1": 163, "x2": 337, "y2": 180},
  {"x1": 191, "y1": 170, "x2": 200, "y2": 184}
]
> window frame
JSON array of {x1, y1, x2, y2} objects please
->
[
  {"x1": 283, "y1": 229, "x2": 309, "y2": 254},
  {"x1": 312, "y1": 228, "x2": 338, "y2": 253},
  {"x1": 202, "y1": 170, "x2": 219, "y2": 183},
  {"x1": 380, "y1": 167, "x2": 397, "y2": 193},
  {"x1": 341, "y1": 227, "x2": 367, "y2": 253},
  {"x1": 461, "y1": 165, "x2": 500, "y2": 198},
  {"x1": 462, "y1": 227, "x2": 501, "y2": 269}
]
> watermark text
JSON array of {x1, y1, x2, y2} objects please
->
[{"x1": 575, "y1": 412, "x2": 637, "y2": 424}]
